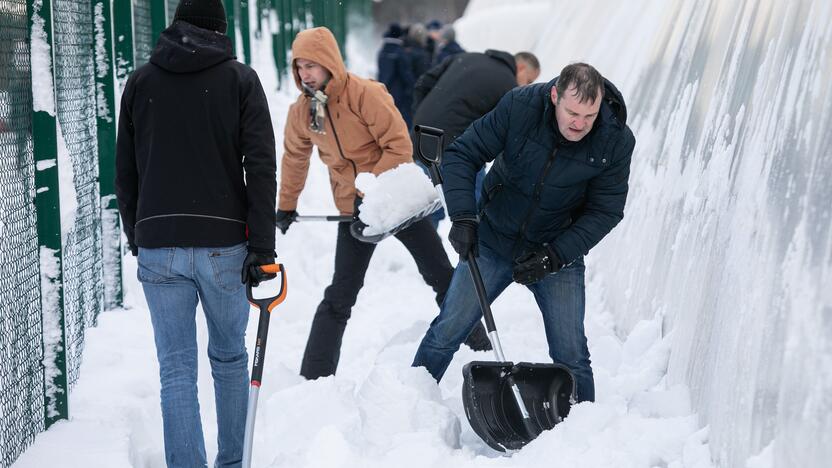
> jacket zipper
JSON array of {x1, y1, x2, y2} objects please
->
[
  {"x1": 326, "y1": 106, "x2": 358, "y2": 178},
  {"x1": 512, "y1": 147, "x2": 558, "y2": 255}
]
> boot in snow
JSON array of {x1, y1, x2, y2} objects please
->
[{"x1": 464, "y1": 321, "x2": 493, "y2": 351}]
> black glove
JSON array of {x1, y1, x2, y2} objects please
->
[
  {"x1": 241, "y1": 251, "x2": 276, "y2": 286},
  {"x1": 512, "y1": 245, "x2": 562, "y2": 285},
  {"x1": 449, "y1": 219, "x2": 479, "y2": 259},
  {"x1": 128, "y1": 243, "x2": 138, "y2": 257},
  {"x1": 275, "y1": 210, "x2": 297, "y2": 234}
]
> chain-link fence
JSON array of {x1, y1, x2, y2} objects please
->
[
  {"x1": 0, "y1": 1, "x2": 43, "y2": 466},
  {"x1": 0, "y1": 1, "x2": 369, "y2": 466}
]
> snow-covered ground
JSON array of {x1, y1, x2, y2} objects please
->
[
  {"x1": 13, "y1": 0, "x2": 831, "y2": 466},
  {"x1": 16, "y1": 12, "x2": 713, "y2": 465}
]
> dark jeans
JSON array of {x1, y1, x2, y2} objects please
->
[
  {"x1": 300, "y1": 219, "x2": 453, "y2": 379},
  {"x1": 412, "y1": 245, "x2": 595, "y2": 402}
]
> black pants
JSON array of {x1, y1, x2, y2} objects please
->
[{"x1": 300, "y1": 219, "x2": 453, "y2": 379}]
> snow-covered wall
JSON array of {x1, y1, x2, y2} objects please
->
[{"x1": 456, "y1": 1, "x2": 831, "y2": 467}]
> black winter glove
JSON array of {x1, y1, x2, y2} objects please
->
[
  {"x1": 512, "y1": 245, "x2": 562, "y2": 285},
  {"x1": 275, "y1": 210, "x2": 298, "y2": 234},
  {"x1": 241, "y1": 251, "x2": 277, "y2": 286},
  {"x1": 449, "y1": 219, "x2": 479, "y2": 259}
]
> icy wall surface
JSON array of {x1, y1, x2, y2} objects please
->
[{"x1": 458, "y1": 1, "x2": 831, "y2": 467}]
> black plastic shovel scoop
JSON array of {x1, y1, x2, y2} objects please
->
[
  {"x1": 413, "y1": 125, "x2": 577, "y2": 452},
  {"x1": 461, "y1": 252, "x2": 576, "y2": 451}
]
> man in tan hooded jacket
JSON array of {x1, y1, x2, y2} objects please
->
[{"x1": 277, "y1": 27, "x2": 491, "y2": 379}]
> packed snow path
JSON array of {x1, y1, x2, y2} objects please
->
[{"x1": 15, "y1": 128, "x2": 713, "y2": 466}]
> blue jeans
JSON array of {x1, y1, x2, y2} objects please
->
[
  {"x1": 412, "y1": 246, "x2": 595, "y2": 402},
  {"x1": 138, "y1": 244, "x2": 250, "y2": 468}
]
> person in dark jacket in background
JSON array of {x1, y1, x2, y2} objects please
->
[
  {"x1": 405, "y1": 23, "x2": 433, "y2": 85},
  {"x1": 412, "y1": 50, "x2": 540, "y2": 227},
  {"x1": 412, "y1": 63, "x2": 636, "y2": 404},
  {"x1": 377, "y1": 23, "x2": 416, "y2": 128},
  {"x1": 432, "y1": 25, "x2": 465, "y2": 66},
  {"x1": 425, "y1": 19, "x2": 442, "y2": 60},
  {"x1": 115, "y1": 1, "x2": 276, "y2": 465}
]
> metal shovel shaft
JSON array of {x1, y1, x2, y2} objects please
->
[
  {"x1": 294, "y1": 215, "x2": 353, "y2": 222},
  {"x1": 466, "y1": 251, "x2": 539, "y2": 439},
  {"x1": 242, "y1": 306, "x2": 270, "y2": 468},
  {"x1": 242, "y1": 385, "x2": 260, "y2": 467}
]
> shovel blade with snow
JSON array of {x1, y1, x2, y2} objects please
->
[
  {"x1": 350, "y1": 197, "x2": 443, "y2": 243},
  {"x1": 462, "y1": 361, "x2": 575, "y2": 451},
  {"x1": 413, "y1": 125, "x2": 577, "y2": 451}
]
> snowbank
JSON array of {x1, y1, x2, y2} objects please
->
[{"x1": 457, "y1": 1, "x2": 832, "y2": 467}]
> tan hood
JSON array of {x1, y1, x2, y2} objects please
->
[{"x1": 291, "y1": 27, "x2": 347, "y2": 97}]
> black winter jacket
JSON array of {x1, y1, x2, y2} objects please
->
[
  {"x1": 377, "y1": 38, "x2": 417, "y2": 127},
  {"x1": 115, "y1": 21, "x2": 276, "y2": 254},
  {"x1": 412, "y1": 50, "x2": 517, "y2": 149},
  {"x1": 442, "y1": 77, "x2": 635, "y2": 263}
]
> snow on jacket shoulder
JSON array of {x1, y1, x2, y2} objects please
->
[{"x1": 279, "y1": 27, "x2": 412, "y2": 215}]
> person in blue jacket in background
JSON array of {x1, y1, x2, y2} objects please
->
[
  {"x1": 377, "y1": 23, "x2": 417, "y2": 126},
  {"x1": 412, "y1": 63, "x2": 636, "y2": 403}
]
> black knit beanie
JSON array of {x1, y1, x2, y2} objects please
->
[{"x1": 174, "y1": 0, "x2": 228, "y2": 34}]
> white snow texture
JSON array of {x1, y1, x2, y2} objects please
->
[
  {"x1": 355, "y1": 162, "x2": 438, "y2": 235},
  {"x1": 12, "y1": 1, "x2": 831, "y2": 468}
]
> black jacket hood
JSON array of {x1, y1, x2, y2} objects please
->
[
  {"x1": 484, "y1": 49, "x2": 517, "y2": 75},
  {"x1": 150, "y1": 21, "x2": 234, "y2": 73}
]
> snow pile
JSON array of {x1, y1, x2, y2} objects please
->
[
  {"x1": 356, "y1": 365, "x2": 460, "y2": 451},
  {"x1": 30, "y1": 0, "x2": 56, "y2": 116},
  {"x1": 354, "y1": 163, "x2": 438, "y2": 235},
  {"x1": 93, "y1": 1, "x2": 113, "y2": 124},
  {"x1": 39, "y1": 246, "x2": 65, "y2": 419},
  {"x1": 56, "y1": 122, "x2": 77, "y2": 244}
]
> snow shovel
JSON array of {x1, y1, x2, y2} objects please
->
[
  {"x1": 242, "y1": 264, "x2": 288, "y2": 468},
  {"x1": 274, "y1": 213, "x2": 354, "y2": 224},
  {"x1": 461, "y1": 252, "x2": 576, "y2": 451},
  {"x1": 414, "y1": 125, "x2": 576, "y2": 451},
  {"x1": 349, "y1": 198, "x2": 443, "y2": 243}
]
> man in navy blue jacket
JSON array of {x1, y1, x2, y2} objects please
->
[{"x1": 412, "y1": 63, "x2": 635, "y2": 403}]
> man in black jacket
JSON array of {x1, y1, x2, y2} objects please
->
[
  {"x1": 115, "y1": 1, "x2": 276, "y2": 466},
  {"x1": 412, "y1": 50, "x2": 540, "y2": 227}
]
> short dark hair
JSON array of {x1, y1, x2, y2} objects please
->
[
  {"x1": 555, "y1": 63, "x2": 604, "y2": 104},
  {"x1": 514, "y1": 52, "x2": 540, "y2": 71}
]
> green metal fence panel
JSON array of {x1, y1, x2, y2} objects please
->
[
  {"x1": 93, "y1": 0, "x2": 122, "y2": 310},
  {"x1": 132, "y1": 0, "x2": 153, "y2": 66},
  {"x1": 150, "y1": 0, "x2": 165, "y2": 43},
  {"x1": 30, "y1": 0, "x2": 69, "y2": 433},
  {"x1": 113, "y1": 0, "x2": 134, "y2": 93},
  {"x1": 52, "y1": 0, "x2": 104, "y2": 388},
  {"x1": 224, "y1": 0, "x2": 235, "y2": 56},
  {"x1": 240, "y1": 0, "x2": 250, "y2": 64},
  {"x1": 1, "y1": 1, "x2": 49, "y2": 465}
]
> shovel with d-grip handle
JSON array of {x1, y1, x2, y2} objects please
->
[
  {"x1": 414, "y1": 125, "x2": 576, "y2": 452},
  {"x1": 242, "y1": 264, "x2": 287, "y2": 468}
]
